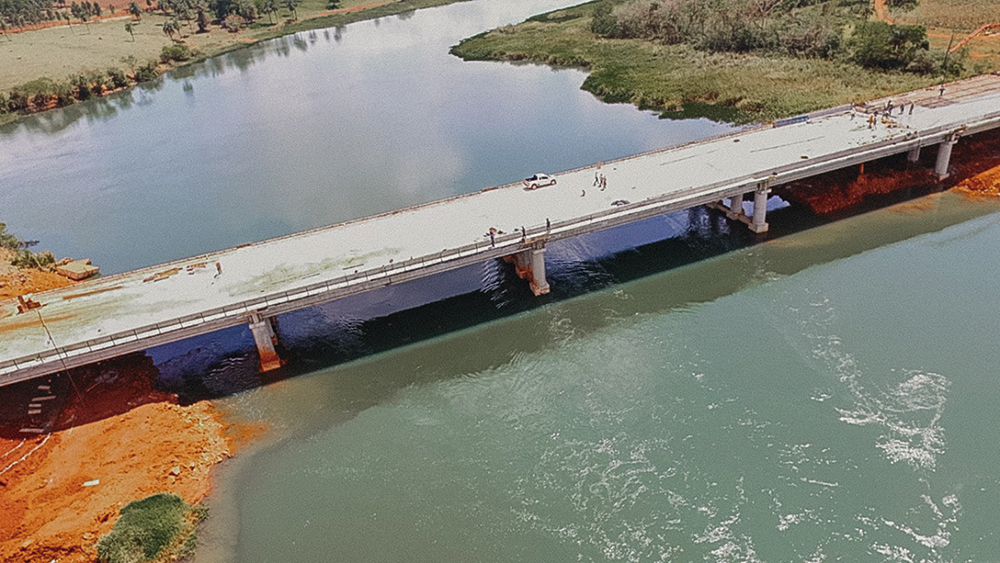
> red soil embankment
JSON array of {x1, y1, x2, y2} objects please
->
[
  {"x1": 778, "y1": 129, "x2": 1000, "y2": 213},
  {"x1": 0, "y1": 252, "x2": 262, "y2": 562},
  {"x1": 0, "y1": 268, "x2": 74, "y2": 300},
  {"x1": 0, "y1": 352, "x2": 258, "y2": 563}
]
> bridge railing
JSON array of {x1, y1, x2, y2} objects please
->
[{"x1": 4, "y1": 106, "x2": 1000, "y2": 381}]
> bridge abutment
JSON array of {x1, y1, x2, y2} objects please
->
[
  {"x1": 248, "y1": 312, "x2": 282, "y2": 372},
  {"x1": 510, "y1": 244, "x2": 550, "y2": 296}
]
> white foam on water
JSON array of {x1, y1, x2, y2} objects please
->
[{"x1": 793, "y1": 286, "x2": 951, "y2": 471}]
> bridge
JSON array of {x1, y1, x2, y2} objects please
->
[{"x1": 2, "y1": 75, "x2": 1000, "y2": 387}]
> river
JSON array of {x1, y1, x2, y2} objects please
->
[{"x1": 5, "y1": 0, "x2": 1000, "y2": 561}]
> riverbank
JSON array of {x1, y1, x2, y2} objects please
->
[
  {"x1": 0, "y1": 353, "x2": 252, "y2": 563},
  {"x1": 0, "y1": 0, "x2": 467, "y2": 127},
  {"x1": 450, "y1": 0, "x2": 1000, "y2": 123}
]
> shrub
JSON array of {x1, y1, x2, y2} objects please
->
[
  {"x1": 107, "y1": 67, "x2": 130, "y2": 89},
  {"x1": 71, "y1": 74, "x2": 93, "y2": 100},
  {"x1": 590, "y1": 3, "x2": 619, "y2": 37},
  {"x1": 11, "y1": 249, "x2": 55, "y2": 269},
  {"x1": 5, "y1": 90, "x2": 29, "y2": 112},
  {"x1": 133, "y1": 61, "x2": 159, "y2": 82},
  {"x1": 160, "y1": 43, "x2": 192, "y2": 63},
  {"x1": 849, "y1": 21, "x2": 928, "y2": 71},
  {"x1": 96, "y1": 493, "x2": 208, "y2": 563}
]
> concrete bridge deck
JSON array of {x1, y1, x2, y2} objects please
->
[{"x1": 2, "y1": 75, "x2": 1000, "y2": 386}]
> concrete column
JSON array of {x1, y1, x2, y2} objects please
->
[
  {"x1": 727, "y1": 192, "x2": 744, "y2": 220},
  {"x1": 750, "y1": 185, "x2": 769, "y2": 234},
  {"x1": 248, "y1": 312, "x2": 282, "y2": 372},
  {"x1": 907, "y1": 145, "x2": 921, "y2": 163},
  {"x1": 934, "y1": 137, "x2": 957, "y2": 180},
  {"x1": 511, "y1": 245, "x2": 550, "y2": 296}
]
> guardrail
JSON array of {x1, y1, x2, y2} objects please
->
[{"x1": 3, "y1": 106, "x2": 1000, "y2": 384}]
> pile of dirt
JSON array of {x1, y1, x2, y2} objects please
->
[
  {"x1": 956, "y1": 164, "x2": 1000, "y2": 196},
  {"x1": 0, "y1": 354, "x2": 252, "y2": 563},
  {"x1": 0, "y1": 268, "x2": 75, "y2": 300},
  {"x1": 0, "y1": 248, "x2": 76, "y2": 300}
]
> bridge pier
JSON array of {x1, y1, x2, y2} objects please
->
[
  {"x1": 248, "y1": 312, "x2": 282, "y2": 372},
  {"x1": 907, "y1": 145, "x2": 921, "y2": 164},
  {"x1": 750, "y1": 183, "x2": 770, "y2": 234},
  {"x1": 510, "y1": 244, "x2": 550, "y2": 296},
  {"x1": 934, "y1": 136, "x2": 959, "y2": 180},
  {"x1": 727, "y1": 192, "x2": 744, "y2": 220}
]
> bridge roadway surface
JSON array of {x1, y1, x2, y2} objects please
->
[{"x1": 2, "y1": 76, "x2": 1000, "y2": 386}]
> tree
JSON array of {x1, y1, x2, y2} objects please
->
[
  {"x1": 257, "y1": 0, "x2": 275, "y2": 22},
  {"x1": 124, "y1": 19, "x2": 134, "y2": 39},
  {"x1": 161, "y1": 17, "x2": 178, "y2": 39},
  {"x1": 282, "y1": 0, "x2": 296, "y2": 20},
  {"x1": 195, "y1": 3, "x2": 206, "y2": 31},
  {"x1": 850, "y1": 21, "x2": 928, "y2": 70}
]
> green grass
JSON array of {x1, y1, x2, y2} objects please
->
[
  {"x1": 95, "y1": 493, "x2": 208, "y2": 563},
  {"x1": 450, "y1": 0, "x2": 987, "y2": 124}
]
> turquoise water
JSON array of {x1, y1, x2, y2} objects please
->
[
  {"x1": 198, "y1": 192, "x2": 1000, "y2": 562},
  {"x1": 3, "y1": 0, "x2": 1000, "y2": 560}
]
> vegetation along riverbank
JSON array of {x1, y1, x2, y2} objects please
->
[
  {"x1": 0, "y1": 0, "x2": 468, "y2": 126},
  {"x1": 451, "y1": 0, "x2": 1000, "y2": 123}
]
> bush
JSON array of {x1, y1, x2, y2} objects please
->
[
  {"x1": 160, "y1": 43, "x2": 192, "y2": 63},
  {"x1": 590, "y1": 3, "x2": 619, "y2": 37},
  {"x1": 4, "y1": 90, "x2": 29, "y2": 112},
  {"x1": 71, "y1": 74, "x2": 92, "y2": 100},
  {"x1": 849, "y1": 21, "x2": 928, "y2": 71},
  {"x1": 11, "y1": 249, "x2": 55, "y2": 269},
  {"x1": 96, "y1": 493, "x2": 208, "y2": 563},
  {"x1": 107, "y1": 67, "x2": 130, "y2": 89},
  {"x1": 133, "y1": 61, "x2": 159, "y2": 82}
]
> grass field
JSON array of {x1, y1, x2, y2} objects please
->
[
  {"x1": 894, "y1": 0, "x2": 1000, "y2": 30},
  {"x1": 451, "y1": 0, "x2": 1000, "y2": 124}
]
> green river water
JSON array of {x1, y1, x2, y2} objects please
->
[{"x1": 2, "y1": 0, "x2": 1000, "y2": 560}]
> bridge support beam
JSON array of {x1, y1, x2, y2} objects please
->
[
  {"x1": 248, "y1": 312, "x2": 282, "y2": 372},
  {"x1": 510, "y1": 244, "x2": 550, "y2": 296},
  {"x1": 750, "y1": 183, "x2": 770, "y2": 234},
  {"x1": 907, "y1": 145, "x2": 921, "y2": 163},
  {"x1": 934, "y1": 136, "x2": 958, "y2": 181}
]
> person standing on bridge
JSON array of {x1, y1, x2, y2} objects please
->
[
  {"x1": 939, "y1": 84, "x2": 945, "y2": 97},
  {"x1": 215, "y1": 262, "x2": 222, "y2": 277},
  {"x1": 594, "y1": 171, "x2": 600, "y2": 186}
]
